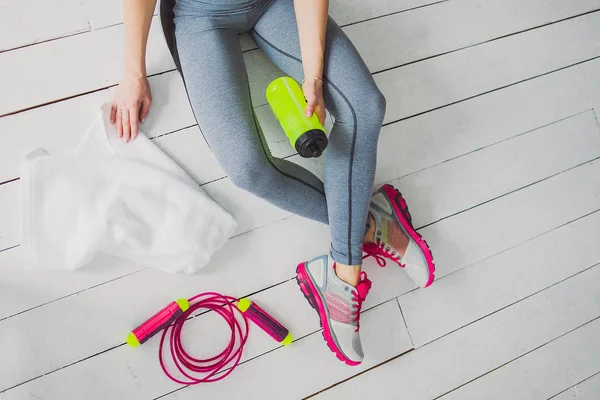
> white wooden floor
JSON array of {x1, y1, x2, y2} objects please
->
[{"x1": 2, "y1": 0, "x2": 600, "y2": 399}]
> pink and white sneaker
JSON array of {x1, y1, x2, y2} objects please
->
[
  {"x1": 363, "y1": 184, "x2": 435, "y2": 288},
  {"x1": 296, "y1": 255, "x2": 372, "y2": 365}
]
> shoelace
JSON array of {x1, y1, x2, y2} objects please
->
[
  {"x1": 351, "y1": 272, "x2": 372, "y2": 332},
  {"x1": 363, "y1": 239, "x2": 405, "y2": 268}
]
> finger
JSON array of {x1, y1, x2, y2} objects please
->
[
  {"x1": 122, "y1": 108, "x2": 131, "y2": 142},
  {"x1": 139, "y1": 98, "x2": 151, "y2": 124},
  {"x1": 110, "y1": 104, "x2": 117, "y2": 124},
  {"x1": 305, "y1": 99, "x2": 316, "y2": 118},
  {"x1": 116, "y1": 108, "x2": 123, "y2": 138},
  {"x1": 130, "y1": 103, "x2": 139, "y2": 140}
]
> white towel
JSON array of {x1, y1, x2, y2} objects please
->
[{"x1": 20, "y1": 105, "x2": 237, "y2": 273}]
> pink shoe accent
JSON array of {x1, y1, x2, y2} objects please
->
[
  {"x1": 352, "y1": 272, "x2": 371, "y2": 329},
  {"x1": 324, "y1": 292, "x2": 352, "y2": 324},
  {"x1": 296, "y1": 262, "x2": 361, "y2": 366},
  {"x1": 368, "y1": 184, "x2": 436, "y2": 288}
]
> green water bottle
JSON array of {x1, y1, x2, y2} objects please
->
[{"x1": 266, "y1": 77, "x2": 328, "y2": 158}]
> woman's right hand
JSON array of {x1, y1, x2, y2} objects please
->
[{"x1": 110, "y1": 74, "x2": 152, "y2": 142}]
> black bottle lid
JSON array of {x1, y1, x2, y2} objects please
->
[{"x1": 295, "y1": 129, "x2": 328, "y2": 158}]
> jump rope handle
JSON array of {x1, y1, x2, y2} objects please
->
[
  {"x1": 127, "y1": 299, "x2": 190, "y2": 347},
  {"x1": 237, "y1": 298, "x2": 293, "y2": 345}
]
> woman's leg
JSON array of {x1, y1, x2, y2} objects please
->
[
  {"x1": 173, "y1": 15, "x2": 331, "y2": 225},
  {"x1": 251, "y1": 0, "x2": 385, "y2": 365},
  {"x1": 251, "y1": 0, "x2": 386, "y2": 276}
]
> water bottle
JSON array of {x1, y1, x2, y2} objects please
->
[{"x1": 266, "y1": 77, "x2": 328, "y2": 158}]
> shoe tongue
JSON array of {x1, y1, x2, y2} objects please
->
[{"x1": 355, "y1": 273, "x2": 372, "y2": 300}]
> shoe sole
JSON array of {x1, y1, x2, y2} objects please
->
[
  {"x1": 381, "y1": 184, "x2": 436, "y2": 288},
  {"x1": 295, "y1": 262, "x2": 361, "y2": 366}
]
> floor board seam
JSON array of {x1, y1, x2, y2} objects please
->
[
  {"x1": 341, "y1": 0, "x2": 448, "y2": 28},
  {"x1": 411, "y1": 261, "x2": 600, "y2": 349},
  {"x1": 396, "y1": 298, "x2": 415, "y2": 348},
  {"x1": 386, "y1": 108, "x2": 596, "y2": 188},
  {"x1": 418, "y1": 156, "x2": 600, "y2": 231},
  {"x1": 383, "y1": 54, "x2": 600, "y2": 128},
  {"x1": 547, "y1": 370, "x2": 600, "y2": 399},
  {"x1": 373, "y1": 8, "x2": 600, "y2": 76},
  {"x1": 4, "y1": 9, "x2": 600, "y2": 119},
  {"x1": 431, "y1": 315, "x2": 600, "y2": 400}
]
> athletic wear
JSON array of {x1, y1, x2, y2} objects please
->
[
  {"x1": 364, "y1": 184, "x2": 435, "y2": 288},
  {"x1": 161, "y1": 0, "x2": 386, "y2": 266},
  {"x1": 296, "y1": 255, "x2": 372, "y2": 365}
]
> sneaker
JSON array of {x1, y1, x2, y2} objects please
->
[
  {"x1": 363, "y1": 184, "x2": 435, "y2": 288},
  {"x1": 296, "y1": 255, "x2": 372, "y2": 365}
]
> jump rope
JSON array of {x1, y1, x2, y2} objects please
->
[
  {"x1": 127, "y1": 292, "x2": 293, "y2": 384},
  {"x1": 126, "y1": 78, "x2": 326, "y2": 384}
]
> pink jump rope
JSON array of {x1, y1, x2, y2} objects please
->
[{"x1": 127, "y1": 292, "x2": 293, "y2": 384}]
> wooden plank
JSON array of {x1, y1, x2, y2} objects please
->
[
  {"x1": 81, "y1": 0, "x2": 439, "y2": 31},
  {"x1": 2, "y1": 156, "x2": 600, "y2": 389},
  {"x1": 81, "y1": 0, "x2": 158, "y2": 30},
  {"x1": 388, "y1": 110, "x2": 600, "y2": 227},
  {"x1": 313, "y1": 264, "x2": 600, "y2": 400},
  {"x1": 416, "y1": 159, "x2": 600, "y2": 278},
  {"x1": 552, "y1": 372, "x2": 600, "y2": 400},
  {"x1": 329, "y1": 0, "x2": 441, "y2": 26},
  {"x1": 349, "y1": 0, "x2": 600, "y2": 73},
  {"x1": 204, "y1": 178, "x2": 291, "y2": 236},
  {"x1": 3, "y1": 0, "x2": 600, "y2": 116},
  {"x1": 378, "y1": 10, "x2": 600, "y2": 124},
  {"x1": 0, "y1": 16, "x2": 174, "y2": 116},
  {"x1": 438, "y1": 317, "x2": 600, "y2": 400},
  {"x1": 0, "y1": 252, "x2": 144, "y2": 320},
  {"x1": 0, "y1": 91, "x2": 111, "y2": 184},
  {"x1": 0, "y1": 297, "x2": 409, "y2": 400},
  {"x1": 152, "y1": 126, "x2": 226, "y2": 185},
  {"x1": 374, "y1": 58, "x2": 600, "y2": 186},
  {"x1": 0, "y1": 0, "x2": 90, "y2": 51},
  {"x1": 400, "y1": 208, "x2": 600, "y2": 347}
]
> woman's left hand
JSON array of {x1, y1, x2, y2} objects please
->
[{"x1": 303, "y1": 79, "x2": 326, "y2": 126}]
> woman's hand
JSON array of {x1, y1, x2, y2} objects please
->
[
  {"x1": 303, "y1": 79, "x2": 326, "y2": 126},
  {"x1": 110, "y1": 74, "x2": 152, "y2": 142}
]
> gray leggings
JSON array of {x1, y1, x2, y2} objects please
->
[{"x1": 162, "y1": 0, "x2": 386, "y2": 265}]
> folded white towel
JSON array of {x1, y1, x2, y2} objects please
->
[{"x1": 20, "y1": 105, "x2": 237, "y2": 273}]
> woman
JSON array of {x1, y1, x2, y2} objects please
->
[{"x1": 111, "y1": 0, "x2": 435, "y2": 366}]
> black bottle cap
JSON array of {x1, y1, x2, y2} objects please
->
[{"x1": 295, "y1": 129, "x2": 328, "y2": 158}]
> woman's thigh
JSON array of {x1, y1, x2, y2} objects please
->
[{"x1": 174, "y1": 21, "x2": 274, "y2": 177}]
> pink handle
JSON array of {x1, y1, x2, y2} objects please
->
[
  {"x1": 132, "y1": 301, "x2": 185, "y2": 345},
  {"x1": 243, "y1": 302, "x2": 290, "y2": 343}
]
